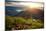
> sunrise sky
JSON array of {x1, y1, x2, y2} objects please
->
[
  {"x1": 6, "y1": 2, "x2": 43, "y2": 9},
  {"x1": 5, "y1": 0, "x2": 44, "y2": 12}
]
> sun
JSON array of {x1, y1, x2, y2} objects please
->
[
  {"x1": 25, "y1": 3, "x2": 43, "y2": 8},
  {"x1": 19, "y1": 2, "x2": 43, "y2": 9}
]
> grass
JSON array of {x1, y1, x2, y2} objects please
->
[{"x1": 5, "y1": 16, "x2": 44, "y2": 30}]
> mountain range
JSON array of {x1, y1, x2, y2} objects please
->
[{"x1": 5, "y1": 6, "x2": 44, "y2": 19}]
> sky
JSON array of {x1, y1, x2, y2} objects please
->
[
  {"x1": 6, "y1": 2, "x2": 44, "y2": 9},
  {"x1": 5, "y1": 0, "x2": 44, "y2": 13}
]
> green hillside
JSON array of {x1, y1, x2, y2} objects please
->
[{"x1": 5, "y1": 16, "x2": 44, "y2": 30}]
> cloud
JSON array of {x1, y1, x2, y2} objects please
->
[{"x1": 5, "y1": 2, "x2": 44, "y2": 9}]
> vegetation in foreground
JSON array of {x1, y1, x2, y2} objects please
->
[{"x1": 5, "y1": 16, "x2": 44, "y2": 30}]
